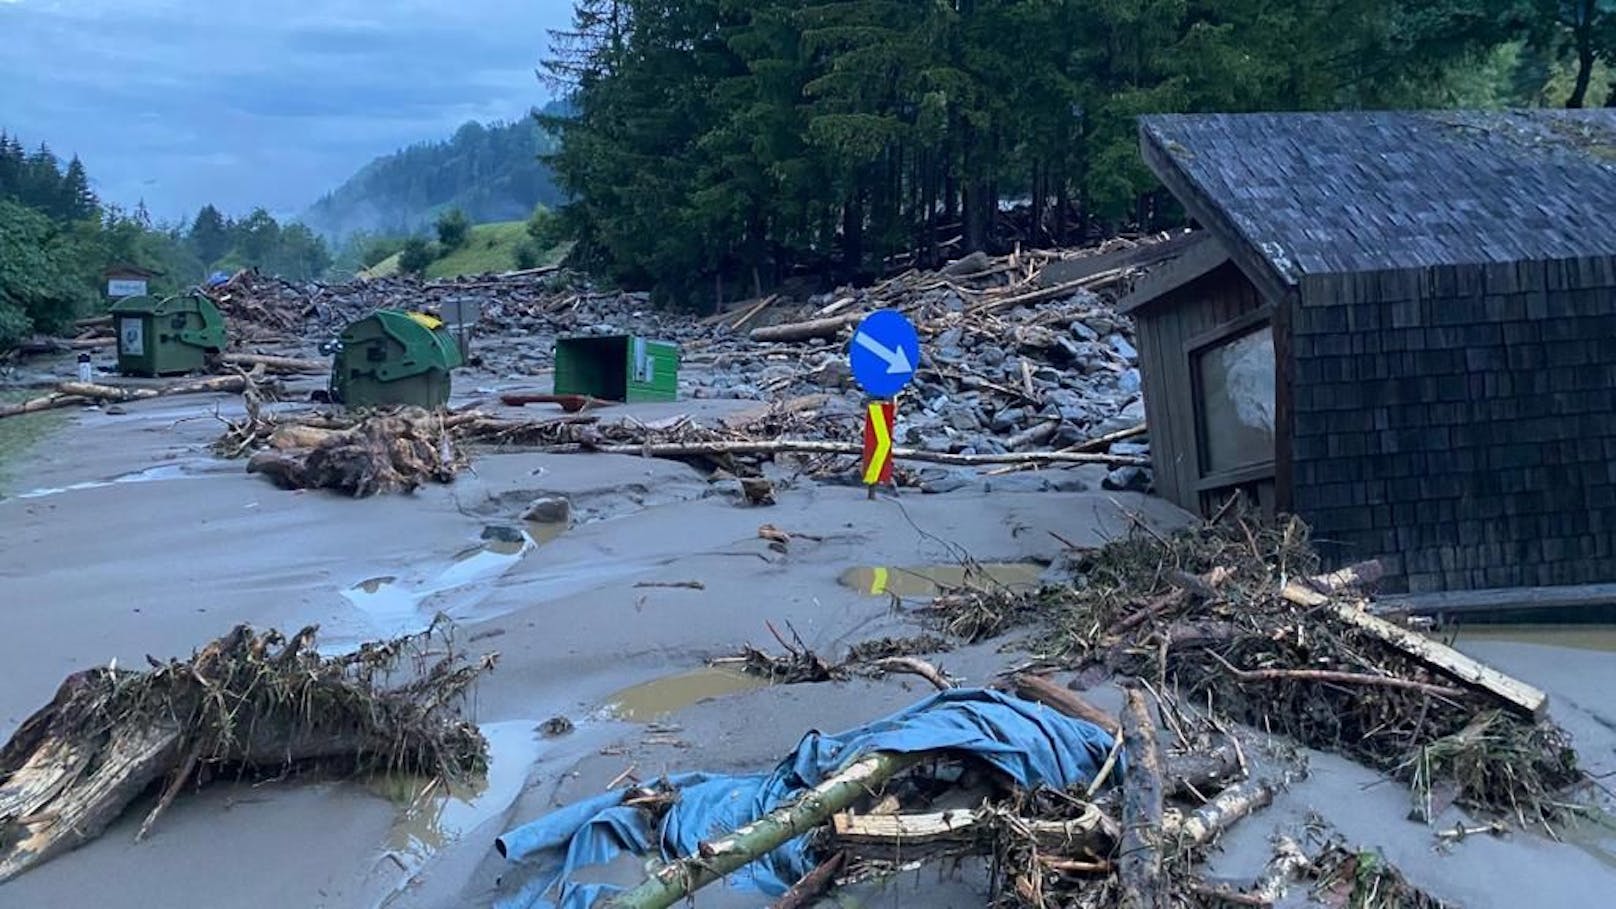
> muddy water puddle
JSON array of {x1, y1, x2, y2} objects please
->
[
  {"x1": 338, "y1": 523, "x2": 570, "y2": 640},
  {"x1": 10, "y1": 462, "x2": 211, "y2": 500},
  {"x1": 1450, "y1": 624, "x2": 1616, "y2": 653},
  {"x1": 602, "y1": 667, "x2": 770, "y2": 723},
  {"x1": 838, "y1": 561, "x2": 1045, "y2": 598},
  {"x1": 370, "y1": 720, "x2": 541, "y2": 880}
]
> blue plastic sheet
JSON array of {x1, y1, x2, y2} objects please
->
[{"x1": 493, "y1": 687, "x2": 1118, "y2": 909}]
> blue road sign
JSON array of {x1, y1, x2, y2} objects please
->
[{"x1": 848, "y1": 309, "x2": 920, "y2": 399}]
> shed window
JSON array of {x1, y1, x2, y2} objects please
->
[{"x1": 1195, "y1": 324, "x2": 1274, "y2": 475}]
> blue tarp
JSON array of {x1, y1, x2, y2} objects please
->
[{"x1": 492, "y1": 687, "x2": 1118, "y2": 909}]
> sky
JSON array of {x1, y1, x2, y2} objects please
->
[{"x1": 0, "y1": 0, "x2": 573, "y2": 224}]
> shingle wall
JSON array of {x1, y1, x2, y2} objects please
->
[{"x1": 1291, "y1": 256, "x2": 1616, "y2": 593}]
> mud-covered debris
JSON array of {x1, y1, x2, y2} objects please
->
[
  {"x1": 0, "y1": 620, "x2": 492, "y2": 883},
  {"x1": 1031, "y1": 516, "x2": 1583, "y2": 825},
  {"x1": 540, "y1": 716, "x2": 575, "y2": 738}
]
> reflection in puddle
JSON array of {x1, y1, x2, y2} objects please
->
[
  {"x1": 603, "y1": 667, "x2": 769, "y2": 723},
  {"x1": 371, "y1": 720, "x2": 541, "y2": 878},
  {"x1": 341, "y1": 532, "x2": 541, "y2": 637},
  {"x1": 14, "y1": 463, "x2": 198, "y2": 500},
  {"x1": 1452, "y1": 625, "x2": 1616, "y2": 653},
  {"x1": 838, "y1": 562, "x2": 1045, "y2": 598}
]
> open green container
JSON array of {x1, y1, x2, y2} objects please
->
[{"x1": 554, "y1": 334, "x2": 679, "y2": 402}]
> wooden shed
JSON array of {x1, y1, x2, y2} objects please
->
[{"x1": 1122, "y1": 109, "x2": 1616, "y2": 596}]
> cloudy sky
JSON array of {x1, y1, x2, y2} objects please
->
[{"x1": 0, "y1": 0, "x2": 572, "y2": 223}]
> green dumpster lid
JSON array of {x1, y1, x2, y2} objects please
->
[{"x1": 342, "y1": 309, "x2": 463, "y2": 381}]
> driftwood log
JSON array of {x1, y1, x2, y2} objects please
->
[
  {"x1": 219, "y1": 352, "x2": 327, "y2": 374},
  {"x1": 1008, "y1": 673, "x2": 1121, "y2": 737},
  {"x1": 606, "y1": 751, "x2": 921, "y2": 909},
  {"x1": 1163, "y1": 777, "x2": 1281, "y2": 848},
  {"x1": 747, "y1": 312, "x2": 864, "y2": 343},
  {"x1": 0, "y1": 623, "x2": 490, "y2": 883},
  {"x1": 1119, "y1": 688, "x2": 1166, "y2": 909},
  {"x1": 0, "y1": 374, "x2": 254, "y2": 420}
]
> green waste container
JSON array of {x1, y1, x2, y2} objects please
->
[
  {"x1": 554, "y1": 334, "x2": 679, "y2": 403},
  {"x1": 333, "y1": 309, "x2": 464, "y2": 409},
  {"x1": 110, "y1": 292, "x2": 227, "y2": 377}
]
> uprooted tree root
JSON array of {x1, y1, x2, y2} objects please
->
[
  {"x1": 1036, "y1": 516, "x2": 1581, "y2": 827},
  {"x1": 231, "y1": 408, "x2": 469, "y2": 497},
  {"x1": 0, "y1": 621, "x2": 493, "y2": 882}
]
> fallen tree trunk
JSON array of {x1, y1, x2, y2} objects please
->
[
  {"x1": 748, "y1": 312, "x2": 864, "y2": 343},
  {"x1": 0, "y1": 375, "x2": 252, "y2": 420},
  {"x1": 1119, "y1": 688, "x2": 1166, "y2": 909},
  {"x1": 220, "y1": 352, "x2": 327, "y2": 375},
  {"x1": 0, "y1": 392, "x2": 77, "y2": 419},
  {"x1": 0, "y1": 623, "x2": 489, "y2": 883},
  {"x1": 607, "y1": 751, "x2": 921, "y2": 909},
  {"x1": 584, "y1": 438, "x2": 1148, "y2": 469}
]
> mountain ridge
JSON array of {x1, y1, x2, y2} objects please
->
[{"x1": 302, "y1": 99, "x2": 570, "y2": 240}]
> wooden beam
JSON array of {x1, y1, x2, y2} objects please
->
[{"x1": 1328, "y1": 604, "x2": 1547, "y2": 718}]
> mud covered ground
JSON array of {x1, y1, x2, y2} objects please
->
[{"x1": 2, "y1": 361, "x2": 1615, "y2": 908}]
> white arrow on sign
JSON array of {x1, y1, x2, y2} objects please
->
[{"x1": 854, "y1": 331, "x2": 914, "y2": 375}]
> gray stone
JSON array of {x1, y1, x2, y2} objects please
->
[
  {"x1": 522, "y1": 496, "x2": 572, "y2": 525},
  {"x1": 1045, "y1": 469, "x2": 1097, "y2": 492},
  {"x1": 1109, "y1": 334, "x2": 1139, "y2": 361},
  {"x1": 1119, "y1": 368, "x2": 1142, "y2": 395},
  {"x1": 1052, "y1": 423, "x2": 1089, "y2": 447},
  {"x1": 936, "y1": 327, "x2": 964, "y2": 350},
  {"x1": 941, "y1": 291, "x2": 966, "y2": 313},
  {"x1": 1121, "y1": 399, "x2": 1146, "y2": 421},
  {"x1": 979, "y1": 345, "x2": 1007, "y2": 367},
  {"x1": 990, "y1": 407, "x2": 1027, "y2": 432},
  {"x1": 983, "y1": 474, "x2": 1052, "y2": 494},
  {"x1": 918, "y1": 469, "x2": 973, "y2": 494},
  {"x1": 1070, "y1": 321, "x2": 1100, "y2": 342},
  {"x1": 1034, "y1": 367, "x2": 1063, "y2": 384},
  {"x1": 1102, "y1": 466, "x2": 1151, "y2": 492},
  {"x1": 945, "y1": 405, "x2": 983, "y2": 431}
]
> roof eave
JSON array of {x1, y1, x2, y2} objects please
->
[{"x1": 1137, "y1": 121, "x2": 1300, "y2": 307}]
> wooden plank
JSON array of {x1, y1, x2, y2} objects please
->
[{"x1": 1328, "y1": 604, "x2": 1547, "y2": 718}]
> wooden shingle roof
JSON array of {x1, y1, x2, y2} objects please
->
[{"x1": 1139, "y1": 109, "x2": 1616, "y2": 284}]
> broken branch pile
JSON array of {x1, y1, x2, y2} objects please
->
[
  {"x1": 0, "y1": 621, "x2": 492, "y2": 883},
  {"x1": 1034, "y1": 516, "x2": 1581, "y2": 826}
]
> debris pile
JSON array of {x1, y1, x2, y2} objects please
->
[
  {"x1": 231, "y1": 408, "x2": 469, "y2": 497},
  {"x1": 189, "y1": 236, "x2": 1173, "y2": 475},
  {"x1": 0, "y1": 621, "x2": 492, "y2": 883},
  {"x1": 933, "y1": 515, "x2": 1582, "y2": 827}
]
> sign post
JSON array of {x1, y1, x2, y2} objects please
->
[{"x1": 848, "y1": 310, "x2": 920, "y2": 497}]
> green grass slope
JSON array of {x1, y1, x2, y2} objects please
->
[{"x1": 357, "y1": 221, "x2": 568, "y2": 280}]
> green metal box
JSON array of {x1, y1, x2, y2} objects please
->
[
  {"x1": 333, "y1": 310, "x2": 464, "y2": 409},
  {"x1": 110, "y1": 293, "x2": 227, "y2": 377},
  {"x1": 553, "y1": 334, "x2": 679, "y2": 403}
]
